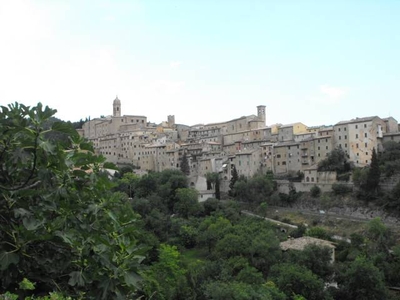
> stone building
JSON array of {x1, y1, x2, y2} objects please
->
[{"x1": 79, "y1": 98, "x2": 399, "y2": 194}]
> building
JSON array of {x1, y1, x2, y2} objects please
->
[{"x1": 79, "y1": 98, "x2": 399, "y2": 193}]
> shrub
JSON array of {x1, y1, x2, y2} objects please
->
[
  {"x1": 310, "y1": 185, "x2": 321, "y2": 198},
  {"x1": 332, "y1": 183, "x2": 352, "y2": 195}
]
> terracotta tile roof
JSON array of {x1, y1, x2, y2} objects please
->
[{"x1": 280, "y1": 236, "x2": 335, "y2": 251}]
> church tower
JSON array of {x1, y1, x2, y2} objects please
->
[
  {"x1": 113, "y1": 96, "x2": 121, "y2": 117},
  {"x1": 257, "y1": 105, "x2": 266, "y2": 125}
]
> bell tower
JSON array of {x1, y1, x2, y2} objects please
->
[
  {"x1": 113, "y1": 96, "x2": 121, "y2": 117},
  {"x1": 257, "y1": 105, "x2": 266, "y2": 125}
]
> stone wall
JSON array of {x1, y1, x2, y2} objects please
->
[{"x1": 276, "y1": 180, "x2": 353, "y2": 193}]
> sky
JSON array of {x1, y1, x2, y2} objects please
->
[{"x1": 1, "y1": 0, "x2": 399, "y2": 127}]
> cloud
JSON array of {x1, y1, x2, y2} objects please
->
[
  {"x1": 319, "y1": 84, "x2": 348, "y2": 99},
  {"x1": 170, "y1": 61, "x2": 182, "y2": 69}
]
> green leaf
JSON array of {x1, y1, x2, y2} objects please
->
[
  {"x1": 124, "y1": 272, "x2": 141, "y2": 288},
  {"x1": 39, "y1": 140, "x2": 56, "y2": 154},
  {"x1": 68, "y1": 271, "x2": 86, "y2": 287},
  {"x1": 103, "y1": 162, "x2": 118, "y2": 170},
  {"x1": 23, "y1": 216, "x2": 42, "y2": 231},
  {"x1": 0, "y1": 251, "x2": 19, "y2": 270},
  {"x1": 52, "y1": 121, "x2": 78, "y2": 138}
]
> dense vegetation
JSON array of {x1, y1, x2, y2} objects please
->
[{"x1": 1, "y1": 103, "x2": 400, "y2": 299}]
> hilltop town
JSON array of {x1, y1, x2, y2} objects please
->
[{"x1": 78, "y1": 97, "x2": 400, "y2": 197}]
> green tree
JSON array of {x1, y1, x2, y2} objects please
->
[
  {"x1": 269, "y1": 263, "x2": 327, "y2": 300},
  {"x1": 285, "y1": 244, "x2": 334, "y2": 280},
  {"x1": 118, "y1": 172, "x2": 139, "y2": 198},
  {"x1": 140, "y1": 244, "x2": 190, "y2": 300},
  {"x1": 366, "y1": 148, "x2": 380, "y2": 193},
  {"x1": 180, "y1": 152, "x2": 190, "y2": 175},
  {"x1": 310, "y1": 185, "x2": 321, "y2": 198},
  {"x1": 318, "y1": 147, "x2": 351, "y2": 174},
  {"x1": 337, "y1": 256, "x2": 388, "y2": 300},
  {"x1": 203, "y1": 281, "x2": 287, "y2": 300},
  {"x1": 174, "y1": 188, "x2": 201, "y2": 219},
  {"x1": 229, "y1": 165, "x2": 239, "y2": 196},
  {"x1": 0, "y1": 103, "x2": 145, "y2": 299}
]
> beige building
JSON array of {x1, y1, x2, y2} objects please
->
[
  {"x1": 334, "y1": 116, "x2": 385, "y2": 167},
  {"x1": 80, "y1": 98, "x2": 399, "y2": 190}
]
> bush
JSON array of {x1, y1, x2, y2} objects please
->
[
  {"x1": 332, "y1": 183, "x2": 352, "y2": 195},
  {"x1": 310, "y1": 185, "x2": 321, "y2": 198}
]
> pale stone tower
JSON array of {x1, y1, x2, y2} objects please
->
[
  {"x1": 257, "y1": 105, "x2": 266, "y2": 125},
  {"x1": 113, "y1": 96, "x2": 121, "y2": 117},
  {"x1": 167, "y1": 115, "x2": 175, "y2": 127}
]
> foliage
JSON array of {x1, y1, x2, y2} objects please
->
[
  {"x1": 203, "y1": 281, "x2": 287, "y2": 300},
  {"x1": 179, "y1": 152, "x2": 190, "y2": 176},
  {"x1": 269, "y1": 263, "x2": 327, "y2": 300},
  {"x1": 285, "y1": 245, "x2": 334, "y2": 280},
  {"x1": 331, "y1": 183, "x2": 352, "y2": 195},
  {"x1": 229, "y1": 165, "x2": 239, "y2": 196},
  {"x1": 174, "y1": 188, "x2": 202, "y2": 219},
  {"x1": 140, "y1": 244, "x2": 190, "y2": 300},
  {"x1": 366, "y1": 148, "x2": 380, "y2": 190},
  {"x1": 310, "y1": 185, "x2": 321, "y2": 198},
  {"x1": 384, "y1": 179, "x2": 400, "y2": 209},
  {"x1": 233, "y1": 174, "x2": 274, "y2": 204},
  {"x1": 365, "y1": 218, "x2": 393, "y2": 253},
  {"x1": 379, "y1": 141, "x2": 400, "y2": 177},
  {"x1": 336, "y1": 256, "x2": 388, "y2": 300},
  {"x1": 202, "y1": 198, "x2": 221, "y2": 215},
  {"x1": 318, "y1": 147, "x2": 351, "y2": 174},
  {"x1": 306, "y1": 227, "x2": 331, "y2": 240},
  {"x1": 0, "y1": 103, "x2": 145, "y2": 299}
]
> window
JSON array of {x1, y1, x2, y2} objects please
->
[
  {"x1": 318, "y1": 146, "x2": 320, "y2": 150},
  {"x1": 344, "y1": 127, "x2": 347, "y2": 131},
  {"x1": 356, "y1": 134, "x2": 358, "y2": 138},
  {"x1": 318, "y1": 139, "x2": 320, "y2": 143},
  {"x1": 326, "y1": 146, "x2": 328, "y2": 150},
  {"x1": 356, "y1": 144, "x2": 359, "y2": 148},
  {"x1": 345, "y1": 143, "x2": 347, "y2": 148},
  {"x1": 355, "y1": 125, "x2": 358, "y2": 129},
  {"x1": 282, "y1": 161, "x2": 286, "y2": 165},
  {"x1": 365, "y1": 142, "x2": 368, "y2": 147},
  {"x1": 357, "y1": 153, "x2": 359, "y2": 156},
  {"x1": 338, "y1": 128, "x2": 341, "y2": 132},
  {"x1": 366, "y1": 152, "x2": 368, "y2": 156},
  {"x1": 365, "y1": 133, "x2": 367, "y2": 138},
  {"x1": 345, "y1": 135, "x2": 347, "y2": 139},
  {"x1": 364, "y1": 124, "x2": 367, "y2": 128},
  {"x1": 339, "y1": 136, "x2": 342, "y2": 140}
]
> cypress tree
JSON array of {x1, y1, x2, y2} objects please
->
[
  {"x1": 180, "y1": 152, "x2": 190, "y2": 175},
  {"x1": 367, "y1": 148, "x2": 380, "y2": 192}
]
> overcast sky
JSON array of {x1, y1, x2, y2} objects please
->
[{"x1": 1, "y1": 0, "x2": 399, "y2": 126}]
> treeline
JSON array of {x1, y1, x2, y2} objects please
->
[{"x1": 1, "y1": 103, "x2": 400, "y2": 299}]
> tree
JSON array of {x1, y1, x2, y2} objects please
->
[
  {"x1": 269, "y1": 263, "x2": 327, "y2": 300},
  {"x1": 118, "y1": 172, "x2": 139, "y2": 198},
  {"x1": 229, "y1": 165, "x2": 239, "y2": 196},
  {"x1": 318, "y1": 147, "x2": 351, "y2": 174},
  {"x1": 310, "y1": 185, "x2": 321, "y2": 198},
  {"x1": 180, "y1": 152, "x2": 190, "y2": 175},
  {"x1": 337, "y1": 256, "x2": 388, "y2": 300},
  {"x1": 174, "y1": 188, "x2": 201, "y2": 219},
  {"x1": 286, "y1": 245, "x2": 334, "y2": 280},
  {"x1": 366, "y1": 148, "x2": 380, "y2": 192},
  {"x1": 140, "y1": 244, "x2": 190, "y2": 300},
  {"x1": 0, "y1": 103, "x2": 145, "y2": 299}
]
